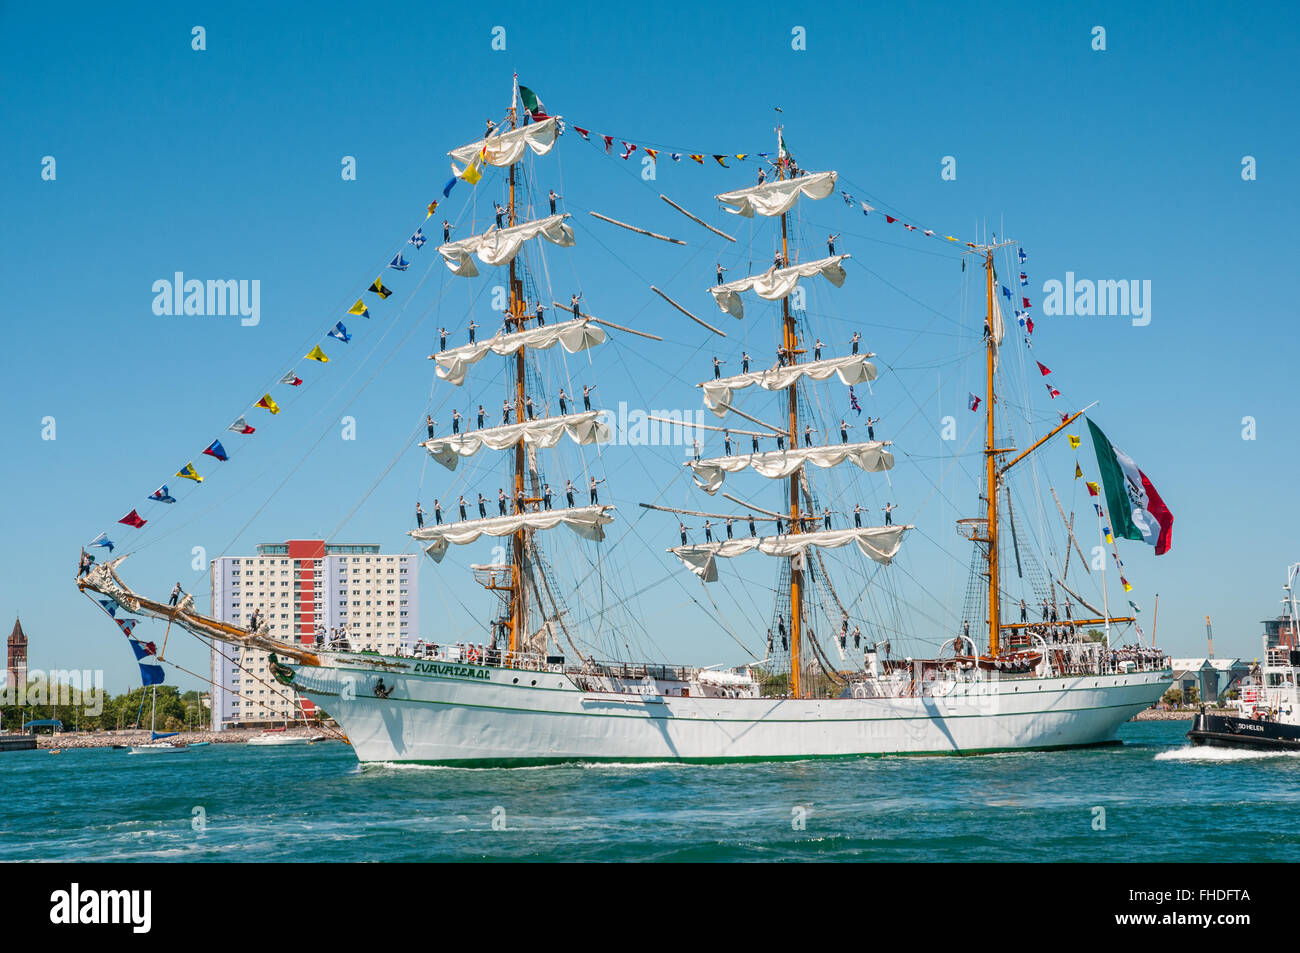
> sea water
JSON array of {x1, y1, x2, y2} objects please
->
[{"x1": 4, "y1": 721, "x2": 1297, "y2": 862}]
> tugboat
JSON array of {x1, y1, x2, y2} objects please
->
[{"x1": 1188, "y1": 563, "x2": 1300, "y2": 751}]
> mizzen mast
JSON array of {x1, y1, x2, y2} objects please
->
[{"x1": 982, "y1": 246, "x2": 1001, "y2": 658}]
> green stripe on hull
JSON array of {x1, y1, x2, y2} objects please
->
[{"x1": 362, "y1": 738, "x2": 1127, "y2": 768}]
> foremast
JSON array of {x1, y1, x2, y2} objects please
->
[{"x1": 416, "y1": 80, "x2": 615, "y2": 659}]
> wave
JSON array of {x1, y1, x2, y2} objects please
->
[{"x1": 1155, "y1": 745, "x2": 1300, "y2": 762}]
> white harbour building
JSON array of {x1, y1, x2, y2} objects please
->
[{"x1": 208, "y1": 540, "x2": 418, "y2": 729}]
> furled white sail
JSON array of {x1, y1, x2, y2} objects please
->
[
  {"x1": 412, "y1": 505, "x2": 614, "y2": 563},
  {"x1": 715, "y1": 171, "x2": 837, "y2": 218},
  {"x1": 708, "y1": 255, "x2": 848, "y2": 319},
  {"x1": 422, "y1": 411, "x2": 610, "y2": 470},
  {"x1": 687, "y1": 441, "x2": 895, "y2": 495},
  {"x1": 670, "y1": 525, "x2": 908, "y2": 583},
  {"x1": 438, "y1": 214, "x2": 575, "y2": 278},
  {"x1": 432, "y1": 318, "x2": 606, "y2": 386},
  {"x1": 700, "y1": 354, "x2": 877, "y2": 418},
  {"x1": 448, "y1": 118, "x2": 560, "y2": 171}
]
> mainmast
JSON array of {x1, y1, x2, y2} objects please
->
[
  {"x1": 778, "y1": 127, "x2": 803, "y2": 699},
  {"x1": 507, "y1": 83, "x2": 528, "y2": 654}
]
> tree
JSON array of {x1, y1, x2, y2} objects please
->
[{"x1": 1162, "y1": 687, "x2": 1184, "y2": 707}]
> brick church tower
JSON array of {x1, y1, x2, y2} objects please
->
[{"x1": 7, "y1": 618, "x2": 27, "y2": 692}]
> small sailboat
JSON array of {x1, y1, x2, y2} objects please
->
[{"x1": 128, "y1": 686, "x2": 188, "y2": 754}]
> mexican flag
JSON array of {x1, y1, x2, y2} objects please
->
[
  {"x1": 518, "y1": 85, "x2": 549, "y2": 121},
  {"x1": 1086, "y1": 419, "x2": 1173, "y2": 555}
]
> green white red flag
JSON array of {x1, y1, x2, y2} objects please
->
[{"x1": 1086, "y1": 419, "x2": 1173, "y2": 555}]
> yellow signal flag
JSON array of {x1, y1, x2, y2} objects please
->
[
  {"x1": 368, "y1": 278, "x2": 392, "y2": 299},
  {"x1": 348, "y1": 299, "x2": 370, "y2": 318},
  {"x1": 1067, "y1": 434, "x2": 1081, "y2": 450},
  {"x1": 257, "y1": 394, "x2": 280, "y2": 415},
  {"x1": 1121, "y1": 578, "x2": 1133, "y2": 592},
  {"x1": 458, "y1": 152, "x2": 484, "y2": 185},
  {"x1": 177, "y1": 462, "x2": 203, "y2": 483},
  {"x1": 1074, "y1": 463, "x2": 1083, "y2": 480},
  {"x1": 306, "y1": 345, "x2": 329, "y2": 363}
]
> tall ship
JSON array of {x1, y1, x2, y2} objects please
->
[{"x1": 78, "y1": 81, "x2": 1173, "y2": 764}]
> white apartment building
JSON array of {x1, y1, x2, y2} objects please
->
[{"x1": 209, "y1": 540, "x2": 418, "y2": 729}]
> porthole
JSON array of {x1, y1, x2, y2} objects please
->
[
  {"x1": 512, "y1": 677, "x2": 518, "y2": 684},
  {"x1": 531, "y1": 679, "x2": 537, "y2": 686}
]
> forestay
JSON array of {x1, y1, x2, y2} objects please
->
[
  {"x1": 432, "y1": 318, "x2": 606, "y2": 386},
  {"x1": 715, "y1": 171, "x2": 837, "y2": 218},
  {"x1": 687, "y1": 442, "x2": 894, "y2": 495},
  {"x1": 708, "y1": 255, "x2": 848, "y2": 319},
  {"x1": 412, "y1": 506, "x2": 615, "y2": 563},
  {"x1": 422, "y1": 411, "x2": 610, "y2": 470},
  {"x1": 437, "y1": 214, "x2": 575, "y2": 278},
  {"x1": 670, "y1": 525, "x2": 909, "y2": 583},
  {"x1": 448, "y1": 117, "x2": 560, "y2": 172},
  {"x1": 701, "y1": 354, "x2": 877, "y2": 418}
]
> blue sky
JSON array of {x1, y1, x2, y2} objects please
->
[{"x1": 3, "y1": 0, "x2": 1298, "y2": 693}]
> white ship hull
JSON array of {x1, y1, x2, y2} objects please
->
[{"x1": 289, "y1": 656, "x2": 1172, "y2": 765}]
